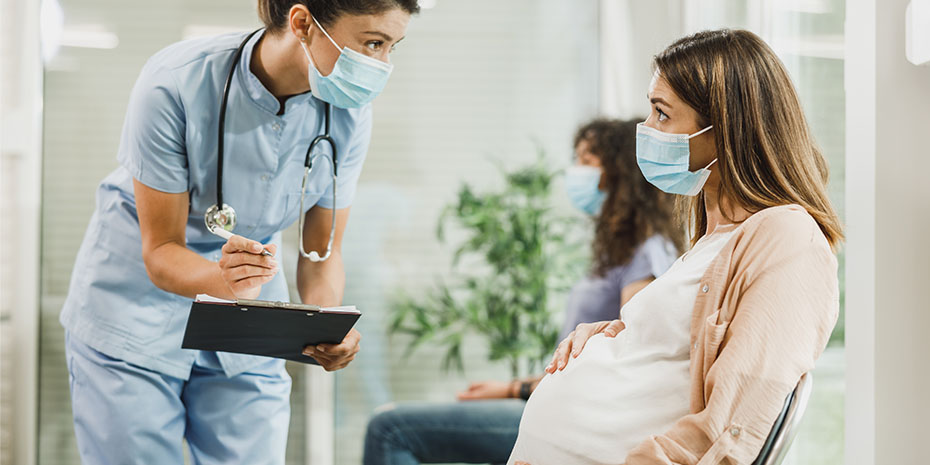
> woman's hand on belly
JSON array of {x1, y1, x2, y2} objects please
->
[{"x1": 545, "y1": 319, "x2": 626, "y2": 373}]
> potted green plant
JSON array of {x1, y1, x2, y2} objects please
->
[{"x1": 389, "y1": 155, "x2": 586, "y2": 378}]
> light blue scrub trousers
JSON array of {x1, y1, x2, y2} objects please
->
[{"x1": 65, "y1": 332, "x2": 292, "y2": 464}]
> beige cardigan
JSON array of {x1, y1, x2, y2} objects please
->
[{"x1": 624, "y1": 204, "x2": 839, "y2": 465}]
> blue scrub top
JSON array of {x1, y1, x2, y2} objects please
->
[{"x1": 60, "y1": 30, "x2": 373, "y2": 380}]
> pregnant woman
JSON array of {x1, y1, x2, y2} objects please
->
[
  {"x1": 362, "y1": 118, "x2": 683, "y2": 465},
  {"x1": 508, "y1": 28, "x2": 843, "y2": 465}
]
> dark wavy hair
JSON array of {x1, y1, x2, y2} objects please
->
[
  {"x1": 258, "y1": 0, "x2": 420, "y2": 30},
  {"x1": 575, "y1": 119, "x2": 686, "y2": 277}
]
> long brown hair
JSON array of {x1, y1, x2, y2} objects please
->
[
  {"x1": 576, "y1": 119, "x2": 686, "y2": 277},
  {"x1": 654, "y1": 29, "x2": 843, "y2": 249}
]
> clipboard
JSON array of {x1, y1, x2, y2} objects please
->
[{"x1": 181, "y1": 296, "x2": 361, "y2": 364}]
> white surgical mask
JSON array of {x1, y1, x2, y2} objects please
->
[
  {"x1": 300, "y1": 16, "x2": 393, "y2": 109},
  {"x1": 565, "y1": 165, "x2": 606, "y2": 216},
  {"x1": 635, "y1": 123, "x2": 716, "y2": 196}
]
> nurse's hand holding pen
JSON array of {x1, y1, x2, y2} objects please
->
[
  {"x1": 219, "y1": 233, "x2": 359, "y2": 371},
  {"x1": 135, "y1": 179, "x2": 283, "y2": 303},
  {"x1": 218, "y1": 235, "x2": 279, "y2": 300}
]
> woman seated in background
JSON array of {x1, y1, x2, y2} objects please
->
[
  {"x1": 362, "y1": 118, "x2": 686, "y2": 465},
  {"x1": 508, "y1": 29, "x2": 842, "y2": 465}
]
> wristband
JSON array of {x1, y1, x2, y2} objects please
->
[{"x1": 519, "y1": 381, "x2": 532, "y2": 400}]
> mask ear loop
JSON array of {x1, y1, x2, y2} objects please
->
[
  {"x1": 310, "y1": 15, "x2": 343, "y2": 51},
  {"x1": 687, "y1": 125, "x2": 717, "y2": 170},
  {"x1": 300, "y1": 37, "x2": 316, "y2": 67},
  {"x1": 309, "y1": 15, "x2": 393, "y2": 74},
  {"x1": 687, "y1": 125, "x2": 714, "y2": 139}
]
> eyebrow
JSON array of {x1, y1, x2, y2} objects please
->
[
  {"x1": 362, "y1": 31, "x2": 403, "y2": 43},
  {"x1": 649, "y1": 95, "x2": 670, "y2": 106}
]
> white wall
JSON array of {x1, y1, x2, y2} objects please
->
[
  {"x1": 0, "y1": 0, "x2": 42, "y2": 464},
  {"x1": 846, "y1": 0, "x2": 930, "y2": 463},
  {"x1": 599, "y1": 0, "x2": 685, "y2": 119}
]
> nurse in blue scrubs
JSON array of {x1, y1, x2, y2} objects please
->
[{"x1": 59, "y1": 1, "x2": 419, "y2": 463}]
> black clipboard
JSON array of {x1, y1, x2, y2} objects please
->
[{"x1": 181, "y1": 298, "x2": 361, "y2": 364}]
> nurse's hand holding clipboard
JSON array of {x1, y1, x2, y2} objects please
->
[
  {"x1": 294, "y1": 204, "x2": 361, "y2": 371},
  {"x1": 136, "y1": 179, "x2": 360, "y2": 371},
  {"x1": 302, "y1": 329, "x2": 361, "y2": 372},
  {"x1": 216, "y1": 217, "x2": 361, "y2": 371}
]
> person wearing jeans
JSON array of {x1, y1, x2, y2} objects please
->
[{"x1": 362, "y1": 118, "x2": 685, "y2": 465}]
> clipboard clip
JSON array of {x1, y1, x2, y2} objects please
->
[{"x1": 236, "y1": 299, "x2": 322, "y2": 312}]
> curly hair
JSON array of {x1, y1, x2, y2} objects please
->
[{"x1": 574, "y1": 118, "x2": 686, "y2": 277}]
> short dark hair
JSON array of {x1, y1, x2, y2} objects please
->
[{"x1": 257, "y1": 0, "x2": 420, "y2": 31}]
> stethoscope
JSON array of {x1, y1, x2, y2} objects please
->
[{"x1": 205, "y1": 29, "x2": 337, "y2": 262}]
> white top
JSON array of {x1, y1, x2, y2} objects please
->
[{"x1": 508, "y1": 224, "x2": 739, "y2": 465}]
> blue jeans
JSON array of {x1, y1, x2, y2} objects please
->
[{"x1": 363, "y1": 399, "x2": 526, "y2": 465}]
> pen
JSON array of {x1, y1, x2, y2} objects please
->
[{"x1": 209, "y1": 227, "x2": 274, "y2": 257}]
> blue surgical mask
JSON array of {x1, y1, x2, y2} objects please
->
[
  {"x1": 565, "y1": 165, "x2": 606, "y2": 216},
  {"x1": 301, "y1": 17, "x2": 393, "y2": 109},
  {"x1": 635, "y1": 122, "x2": 716, "y2": 196}
]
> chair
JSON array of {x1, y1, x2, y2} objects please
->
[{"x1": 751, "y1": 372, "x2": 814, "y2": 465}]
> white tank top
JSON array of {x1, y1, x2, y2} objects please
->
[{"x1": 509, "y1": 224, "x2": 739, "y2": 465}]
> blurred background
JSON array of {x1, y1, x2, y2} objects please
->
[{"x1": 3, "y1": 0, "x2": 928, "y2": 464}]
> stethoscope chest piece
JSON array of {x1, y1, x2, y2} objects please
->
[
  {"x1": 207, "y1": 29, "x2": 336, "y2": 262},
  {"x1": 205, "y1": 203, "x2": 237, "y2": 233}
]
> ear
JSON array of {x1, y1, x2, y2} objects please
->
[{"x1": 288, "y1": 4, "x2": 315, "y2": 43}]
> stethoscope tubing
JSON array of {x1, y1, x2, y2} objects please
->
[
  {"x1": 210, "y1": 28, "x2": 338, "y2": 262},
  {"x1": 216, "y1": 28, "x2": 263, "y2": 208}
]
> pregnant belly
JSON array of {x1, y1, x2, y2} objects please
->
[{"x1": 510, "y1": 334, "x2": 691, "y2": 465}]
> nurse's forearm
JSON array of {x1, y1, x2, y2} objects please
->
[
  {"x1": 143, "y1": 241, "x2": 235, "y2": 300},
  {"x1": 296, "y1": 250, "x2": 345, "y2": 307}
]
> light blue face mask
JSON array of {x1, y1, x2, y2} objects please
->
[
  {"x1": 565, "y1": 165, "x2": 606, "y2": 216},
  {"x1": 635, "y1": 122, "x2": 716, "y2": 196},
  {"x1": 301, "y1": 17, "x2": 394, "y2": 109}
]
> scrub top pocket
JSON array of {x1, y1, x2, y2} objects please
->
[{"x1": 277, "y1": 184, "x2": 325, "y2": 232}]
